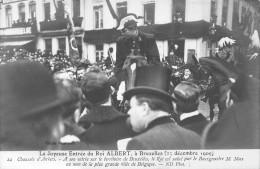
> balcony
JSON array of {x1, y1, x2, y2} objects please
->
[{"x1": 40, "y1": 17, "x2": 83, "y2": 31}]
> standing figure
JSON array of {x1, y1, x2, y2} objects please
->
[
  {"x1": 0, "y1": 61, "x2": 71, "y2": 150},
  {"x1": 122, "y1": 66, "x2": 201, "y2": 150},
  {"x1": 79, "y1": 66, "x2": 135, "y2": 150},
  {"x1": 172, "y1": 81, "x2": 209, "y2": 136}
]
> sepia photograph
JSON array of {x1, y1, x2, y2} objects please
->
[{"x1": 0, "y1": 0, "x2": 259, "y2": 168}]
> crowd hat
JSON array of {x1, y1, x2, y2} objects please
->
[
  {"x1": 80, "y1": 66, "x2": 112, "y2": 105},
  {"x1": 124, "y1": 66, "x2": 174, "y2": 101},
  {"x1": 0, "y1": 61, "x2": 72, "y2": 121},
  {"x1": 116, "y1": 13, "x2": 143, "y2": 30}
]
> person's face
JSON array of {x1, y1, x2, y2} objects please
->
[
  {"x1": 123, "y1": 26, "x2": 138, "y2": 37},
  {"x1": 223, "y1": 46, "x2": 232, "y2": 53},
  {"x1": 184, "y1": 69, "x2": 191, "y2": 76},
  {"x1": 127, "y1": 96, "x2": 147, "y2": 133},
  {"x1": 67, "y1": 72, "x2": 74, "y2": 80}
]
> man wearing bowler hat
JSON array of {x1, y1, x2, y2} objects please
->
[
  {"x1": 114, "y1": 14, "x2": 160, "y2": 82},
  {"x1": 78, "y1": 66, "x2": 135, "y2": 150},
  {"x1": 0, "y1": 61, "x2": 72, "y2": 150},
  {"x1": 123, "y1": 66, "x2": 201, "y2": 150}
]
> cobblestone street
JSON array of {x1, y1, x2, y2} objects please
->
[{"x1": 198, "y1": 100, "x2": 219, "y2": 122}]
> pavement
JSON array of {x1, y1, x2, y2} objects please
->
[{"x1": 198, "y1": 100, "x2": 219, "y2": 122}]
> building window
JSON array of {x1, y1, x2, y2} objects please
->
[
  {"x1": 18, "y1": 3, "x2": 25, "y2": 22},
  {"x1": 144, "y1": 3, "x2": 155, "y2": 25},
  {"x1": 44, "y1": 2, "x2": 51, "y2": 21},
  {"x1": 95, "y1": 44, "x2": 104, "y2": 61},
  {"x1": 172, "y1": 0, "x2": 185, "y2": 23},
  {"x1": 222, "y1": 0, "x2": 228, "y2": 26},
  {"x1": 56, "y1": 0, "x2": 65, "y2": 19},
  {"x1": 232, "y1": 0, "x2": 239, "y2": 29},
  {"x1": 5, "y1": 6, "x2": 12, "y2": 27},
  {"x1": 210, "y1": 0, "x2": 217, "y2": 23},
  {"x1": 117, "y1": 1, "x2": 127, "y2": 19},
  {"x1": 73, "y1": 0, "x2": 81, "y2": 18},
  {"x1": 75, "y1": 37, "x2": 82, "y2": 58},
  {"x1": 45, "y1": 39, "x2": 52, "y2": 53},
  {"x1": 94, "y1": 5, "x2": 103, "y2": 29},
  {"x1": 58, "y1": 38, "x2": 66, "y2": 51},
  {"x1": 29, "y1": 1, "x2": 36, "y2": 19}
]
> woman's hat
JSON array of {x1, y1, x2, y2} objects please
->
[{"x1": 123, "y1": 66, "x2": 174, "y2": 101}]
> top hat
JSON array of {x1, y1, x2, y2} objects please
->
[
  {"x1": 123, "y1": 66, "x2": 174, "y2": 101},
  {"x1": 0, "y1": 61, "x2": 72, "y2": 121}
]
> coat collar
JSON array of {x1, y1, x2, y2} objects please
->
[
  {"x1": 179, "y1": 113, "x2": 208, "y2": 126},
  {"x1": 144, "y1": 116, "x2": 175, "y2": 133},
  {"x1": 79, "y1": 106, "x2": 128, "y2": 123},
  {"x1": 180, "y1": 110, "x2": 199, "y2": 121}
]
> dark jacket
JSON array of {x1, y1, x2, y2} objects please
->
[
  {"x1": 114, "y1": 31, "x2": 160, "y2": 81},
  {"x1": 178, "y1": 113, "x2": 209, "y2": 136},
  {"x1": 126, "y1": 117, "x2": 201, "y2": 150},
  {"x1": 79, "y1": 106, "x2": 136, "y2": 150}
]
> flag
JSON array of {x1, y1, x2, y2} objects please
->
[{"x1": 64, "y1": 1, "x2": 80, "y2": 67}]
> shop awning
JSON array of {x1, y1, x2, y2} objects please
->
[
  {"x1": 0, "y1": 40, "x2": 34, "y2": 47},
  {"x1": 0, "y1": 39, "x2": 36, "y2": 52}
]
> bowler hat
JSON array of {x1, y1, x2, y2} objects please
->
[
  {"x1": 124, "y1": 66, "x2": 173, "y2": 101},
  {"x1": 0, "y1": 61, "x2": 72, "y2": 121}
]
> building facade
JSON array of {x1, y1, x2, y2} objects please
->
[{"x1": 0, "y1": 0, "x2": 259, "y2": 63}]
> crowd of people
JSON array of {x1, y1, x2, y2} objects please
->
[
  {"x1": 0, "y1": 13, "x2": 259, "y2": 151},
  {"x1": 0, "y1": 57, "x2": 258, "y2": 150}
]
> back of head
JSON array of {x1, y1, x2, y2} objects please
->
[
  {"x1": 80, "y1": 66, "x2": 111, "y2": 105},
  {"x1": 172, "y1": 81, "x2": 200, "y2": 113},
  {"x1": 0, "y1": 61, "x2": 68, "y2": 150}
]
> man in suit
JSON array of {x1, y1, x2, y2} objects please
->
[
  {"x1": 114, "y1": 14, "x2": 160, "y2": 82},
  {"x1": 78, "y1": 66, "x2": 135, "y2": 150},
  {"x1": 0, "y1": 61, "x2": 71, "y2": 150},
  {"x1": 172, "y1": 81, "x2": 209, "y2": 136},
  {"x1": 123, "y1": 66, "x2": 201, "y2": 150}
]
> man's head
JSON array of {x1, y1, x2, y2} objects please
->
[
  {"x1": 0, "y1": 61, "x2": 70, "y2": 150},
  {"x1": 80, "y1": 66, "x2": 111, "y2": 105},
  {"x1": 217, "y1": 37, "x2": 235, "y2": 60},
  {"x1": 172, "y1": 81, "x2": 200, "y2": 114},
  {"x1": 124, "y1": 66, "x2": 174, "y2": 132},
  {"x1": 128, "y1": 94, "x2": 172, "y2": 133},
  {"x1": 117, "y1": 14, "x2": 139, "y2": 37}
]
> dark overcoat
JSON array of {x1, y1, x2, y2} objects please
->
[
  {"x1": 126, "y1": 117, "x2": 201, "y2": 150},
  {"x1": 178, "y1": 114, "x2": 209, "y2": 136},
  {"x1": 79, "y1": 106, "x2": 136, "y2": 150}
]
